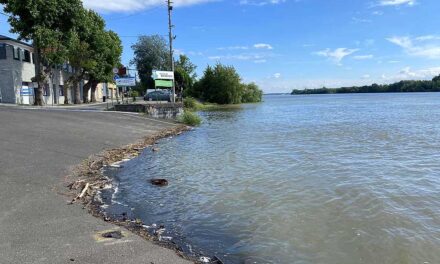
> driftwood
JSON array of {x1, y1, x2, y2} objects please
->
[{"x1": 79, "y1": 183, "x2": 90, "y2": 198}]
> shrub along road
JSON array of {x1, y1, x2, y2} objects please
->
[{"x1": 0, "y1": 106, "x2": 192, "y2": 264}]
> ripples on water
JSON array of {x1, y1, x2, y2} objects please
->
[{"x1": 105, "y1": 94, "x2": 440, "y2": 264}]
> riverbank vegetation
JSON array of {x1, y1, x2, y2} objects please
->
[
  {"x1": 292, "y1": 75, "x2": 440, "y2": 95},
  {"x1": 185, "y1": 63, "x2": 263, "y2": 104},
  {"x1": 1, "y1": 0, "x2": 122, "y2": 105},
  {"x1": 178, "y1": 111, "x2": 202, "y2": 126}
]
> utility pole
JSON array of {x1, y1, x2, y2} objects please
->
[{"x1": 167, "y1": 0, "x2": 176, "y2": 103}]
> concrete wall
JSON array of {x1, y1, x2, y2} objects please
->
[
  {"x1": 114, "y1": 103, "x2": 184, "y2": 119},
  {"x1": 145, "y1": 103, "x2": 184, "y2": 119}
]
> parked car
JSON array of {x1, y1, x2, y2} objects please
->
[{"x1": 144, "y1": 90, "x2": 171, "y2": 102}]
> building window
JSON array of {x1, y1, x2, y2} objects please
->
[
  {"x1": 13, "y1": 47, "x2": 21, "y2": 60},
  {"x1": 0, "y1": 44, "x2": 6, "y2": 59},
  {"x1": 59, "y1": 85, "x2": 64, "y2": 96},
  {"x1": 43, "y1": 84, "x2": 50, "y2": 96},
  {"x1": 23, "y1": 50, "x2": 31, "y2": 63}
]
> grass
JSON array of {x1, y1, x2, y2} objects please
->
[
  {"x1": 184, "y1": 97, "x2": 241, "y2": 111},
  {"x1": 178, "y1": 110, "x2": 202, "y2": 126}
]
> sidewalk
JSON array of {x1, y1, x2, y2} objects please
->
[{"x1": 0, "y1": 107, "x2": 192, "y2": 264}]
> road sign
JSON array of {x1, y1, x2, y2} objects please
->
[
  {"x1": 112, "y1": 68, "x2": 119, "y2": 74},
  {"x1": 20, "y1": 86, "x2": 33, "y2": 96},
  {"x1": 113, "y1": 74, "x2": 119, "y2": 81},
  {"x1": 152, "y1": 70, "x2": 174, "y2": 80},
  {"x1": 116, "y1": 77, "x2": 136, "y2": 87}
]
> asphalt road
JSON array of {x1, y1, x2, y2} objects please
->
[{"x1": 0, "y1": 106, "x2": 192, "y2": 264}]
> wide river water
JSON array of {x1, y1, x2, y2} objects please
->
[{"x1": 104, "y1": 93, "x2": 440, "y2": 264}]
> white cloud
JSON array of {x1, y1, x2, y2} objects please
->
[
  {"x1": 379, "y1": 66, "x2": 440, "y2": 82},
  {"x1": 378, "y1": 0, "x2": 416, "y2": 6},
  {"x1": 387, "y1": 35, "x2": 440, "y2": 59},
  {"x1": 273, "y1": 73, "x2": 281, "y2": 79},
  {"x1": 353, "y1": 54, "x2": 374, "y2": 60},
  {"x1": 240, "y1": 0, "x2": 286, "y2": 6},
  {"x1": 254, "y1": 43, "x2": 273, "y2": 50},
  {"x1": 362, "y1": 74, "x2": 371, "y2": 79},
  {"x1": 314, "y1": 48, "x2": 358, "y2": 65},
  {"x1": 208, "y1": 56, "x2": 222, "y2": 60},
  {"x1": 217, "y1": 46, "x2": 249, "y2": 50},
  {"x1": 208, "y1": 53, "x2": 267, "y2": 61},
  {"x1": 352, "y1": 17, "x2": 372, "y2": 23},
  {"x1": 174, "y1": 49, "x2": 185, "y2": 56},
  {"x1": 187, "y1": 51, "x2": 204, "y2": 56},
  {"x1": 415, "y1": 35, "x2": 440, "y2": 41},
  {"x1": 82, "y1": 0, "x2": 212, "y2": 12}
]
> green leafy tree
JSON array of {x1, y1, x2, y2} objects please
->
[
  {"x1": 65, "y1": 9, "x2": 105, "y2": 104},
  {"x1": 186, "y1": 63, "x2": 263, "y2": 104},
  {"x1": 242, "y1": 83, "x2": 263, "y2": 103},
  {"x1": 197, "y1": 63, "x2": 243, "y2": 104},
  {"x1": 70, "y1": 10, "x2": 122, "y2": 104},
  {"x1": 175, "y1": 67, "x2": 193, "y2": 96},
  {"x1": 0, "y1": 0, "x2": 83, "y2": 106},
  {"x1": 175, "y1": 55, "x2": 197, "y2": 80},
  {"x1": 131, "y1": 35, "x2": 169, "y2": 90},
  {"x1": 87, "y1": 30, "x2": 122, "y2": 103}
]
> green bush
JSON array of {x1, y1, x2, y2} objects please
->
[
  {"x1": 242, "y1": 82, "x2": 263, "y2": 103},
  {"x1": 184, "y1": 97, "x2": 198, "y2": 109},
  {"x1": 178, "y1": 111, "x2": 202, "y2": 126},
  {"x1": 130, "y1": 90, "x2": 140, "y2": 101},
  {"x1": 186, "y1": 63, "x2": 263, "y2": 105}
]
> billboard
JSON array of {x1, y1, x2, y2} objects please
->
[
  {"x1": 155, "y1": 80, "x2": 173, "y2": 88},
  {"x1": 152, "y1": 71, "x2": 174, "y2": 80},
  {"x1": 115, "y1": 77, "x2": 136, "y2": 87}
]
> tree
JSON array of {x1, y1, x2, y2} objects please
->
[
  {"x1": 131, "y1": 35, "x2": 169, "y2": 91},
  {"x1": 175, "y1": 67, "x2": 193, "y2": 96},
  {"x1": 242, "y1": 83, "x2": 263, "y2": 103},
  {"x1": 197, "y1": 63, "x2": 243, "y2": 104},
  {"x1": 65, "y1": 9, "x2": 122, "y2": 104},
  {"x1": 87, "y1": 30, "x2": 122, "y2": 103},
  {"x1": 0, "y1": 0, "x2": 83, "y2": 106},
  {"x1": 175, "y1": 54, "x2": 197, "y2": 80},
  {"x1": 66, "y1": 9, "x2": 105, "y2": 104}
]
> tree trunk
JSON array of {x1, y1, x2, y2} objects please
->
[
  {"x1": 83, "y1": 81, "x2": 91, "y2": 103},
  {"x1": 33, "y1": 48, "x2": 44, "y2": 106},
  {"x1": 53, "y1": 85, "x2": 58, "y2": 104},
  {"x1": 63, "y1": 85, "x2": 69, "y2": 104},
  {"x1": 73, "y1": 79, "x2": 81, "y2": 104},
  {"x1": 90, "y1": 81, "x2": 98, "y2": 102}
]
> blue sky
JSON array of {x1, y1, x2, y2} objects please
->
[{"x1": 1, "y1": 0, "x2": 440, "y2": 93}]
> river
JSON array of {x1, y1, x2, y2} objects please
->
[{"x1": 103, "y1": 93, "x2": 440, "y2": 264}]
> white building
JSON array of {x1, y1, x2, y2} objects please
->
[{"x1": 0, "y1": 35, "x2": 117, "y2": 105}]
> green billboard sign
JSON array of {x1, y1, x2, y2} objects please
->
[{"x1": 155, "y1": 80, "x2": 173, "y2": 88}]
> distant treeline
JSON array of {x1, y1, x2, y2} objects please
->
[{"x1": 291, "y1": 76, "x2": 440, "y2": 95}]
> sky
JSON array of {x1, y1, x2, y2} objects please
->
[{"x1": 1, "y1": 0, "x2": 440, "y2": 93}]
